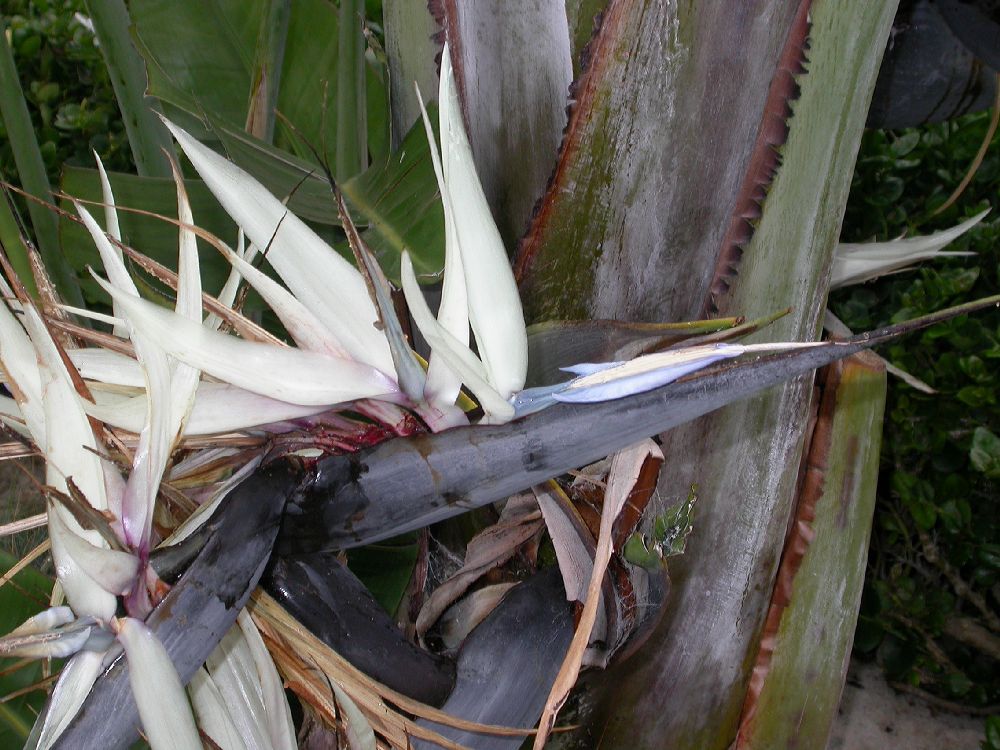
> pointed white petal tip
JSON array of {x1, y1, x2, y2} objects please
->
[
  {"x1": 0, "y1": 611, "x2": 100, "y2": 660},
  {"x1": 513, "y1": 341, "x2": 823, "y2": 414},
  {"x1": 92, "y1": 272, "x2": 400, "y2": 407},
  {"x1": 117, "y1": 617, "x2": 204, "y2": 750},
  {"x1": 159, "y1": 118, "x2": 393, "y2": 374},
  {"x1": 832, "y1": 209, "x2": 988, "y2": 288}
]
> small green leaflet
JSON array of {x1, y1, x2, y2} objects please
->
[{"x1": 623, "y1": 486, "x2": 698, "y2": 569}]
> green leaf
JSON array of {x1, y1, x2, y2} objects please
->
[
  {"x1": 129, "y1": 0, "x2": 272, "y2": 138},
  {"x1": 59, "y1": 167, "x2": 238, "y2": 304},
  {"x1": 335, "y1": 0, "x2": 366, "y2": 181},
  {"x1": 339, "y1": 109, "x2": 444, "y2": 282},
  {"x1": 970, "y1": 427, "x2": 1000, "y2": 478},
  {"x1": 129, "y1": 0, "x2": 356, "y2": 165},
  {"x1": 0, "y1": 23, "x2": 82, "y2": 305},
  {"x1": 890, "y1": 131, "x2": 920, "y2": 157},
  {"x1": 0, "y1": 550, "x2": 54, "y2": 747},
  {"x1": 126, "y1": 0, "x2": 442, "y2": 282},
  {"x1": 214, "y1": 113, "x2": 444, "y2": 282},
  {"x1": 85, "y1": 0, "x2": 174, "y2": 177},
  {"x1": 346, "y1": 535, "x2": 419, "y2": 615},
  {"x1": 984, "y1": 715, "x2": 1000, "y2": 750}
]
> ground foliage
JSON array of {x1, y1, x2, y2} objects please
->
[
  {"x1": 834, "y1": 111, "x2": 1000, "y2": 721},
  {"x1": 0, "y1": 0, "x2": 134, "y2": 182}
]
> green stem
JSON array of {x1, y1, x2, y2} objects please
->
[
  {"x1": 247, "y1": 0, "x2": 292, "y2": 143},
  {"x1": 335, "y1": 0, "x2": 367, "y2": 181},
  {"x1": 84, "y1": 0, "x2": 173, "y2": 178},
  {"x1": 0, "y1": 182, "x2": 39, "y2": 299},
  {"x1": 0, "y1": 24, "x2": 82, "y2": 305}
]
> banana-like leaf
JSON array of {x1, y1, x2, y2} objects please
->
[
  {"x1": 413, "y1": 569, "x2": 571, "y2": 750},
  {"x1": 0, "y1": 26, "x2": 81, "y2": 305},
  {"x1": 382, "y1": 0, "x2": 439, "y2": 149},
  {"x1": 85, "y1": 0, "x2": 174, "y2": 177},
  {"x1": 265, "y1": 551, "x2": 455, "y2": 706},
  {"x1": 128, "y1": 0, "x2": 337, "y2": 156},
  {"x1": 735, "y1": 352, "x2": 886, "y2": 748},
  {"x1": 433, "y1": 1, "x2": 572, "y2": 246},
  {"x1": 564, "y1": 0, "x2": 610, "y2": 75},
  {"x1": 125, "y1": 0, "x2": 444, "y2": 282},
  {"x1": 513, "y1": 0, "x2": 813, "y2": 324},
  {"x1": 573, "y1": 2, "x2": 900, "y2": 747}
]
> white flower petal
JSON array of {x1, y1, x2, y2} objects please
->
[
  {"x1": 117, "y1": 617, "x2": 203, "y2": 750},
  {"x1": 120, "y1": 339, "x2": 172, "y2": 550},
  {"x1": 36, "y1": 649, "x2": 107, "y2": 750},
  {"x1": 171, "y1": 158, "x2": 202, "y2": 323},
  {"x1": 205, "y1": 624, "x2": 271, "y2": 750},
  {"x1": 439, "y1": 46, "x2": 527, "y2": 399},
  {"x1": 161, "y1": 119, "x2": 394, "y2": 374},
  {"x1": 85, "y1": 382, "x2": 330, "y2": 435},
  {"x1": 76, "y1": 203, "x2": 138, "y2": 297},
  {"x1": 832, "y1": 209, "x2": 987, "y2": 288},
  {"x1": 206, "y1": 230, "x2": 255, "y2": 333},
  {"x1": 414, "y1": 82, "x2": 468, "y2": 407},
  {"x1": 168, "y1": 154, "x2": 205, "y2": 439},
  {"x1": 552, "y1": 342, "x2": 823, "y2": 404},
  {"x1": 9, "y1": 606, "x2": 76, "y2": 637},
  {"x1": 94, "y1": 153, "x2": 121, "y2": 243},
  {"x1": 94, "y1": 153, "x2": 128, "y2": 339},
  {"x1": 554, "y1": 344, "x2": 748, "y2": 403},
  {"x1": 236, "y1": 610, "x2": 296, "y2": 750},
  {"x1": 98, "y1": 277, "x2": 400, "y2": 407},
  {"x1": 69, "y1": 348, "x2": 145, "y2": 388},
  {"x1": 0, "y1": 394, "x2": 30, "y2": 437},
  {"x1": 48, "y1": 506, "x2": 139, "y2": 595},
  {"x1": 0, "y1": 621, "x2": 93, "y2": 660},
  {"x1": 214, "y1": 240, "x2": 349, "y2": 357},
  {"x1": 0, "y1": 298, "x2": 46, "y2": 440},
  {"x1": 20, "y1": 305, "x2": 117, "y2": 619},
  {"x1": 331, "y1": 681, "x2": 377, "y2": 750},
  {"x1": 189, "y1": 668, "x2": 249, "y2": 750},
  {"x1": 401, "y1": 254, "x2": 513, "y2": 421}
]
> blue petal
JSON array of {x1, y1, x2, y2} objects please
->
[
  {"x1": 553, "y1": 351, "x2": 739, "y2": 404},
  {"x1": 559, "y1": 361, "x2": 625, "y2": 376}
]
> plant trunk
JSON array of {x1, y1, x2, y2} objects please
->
[
  {"x1": 558, "y1": 2, "x2": 898, "y2": 747},
  {"x1": 736, "y1": 352, "x2": 887, "y2": 748}
]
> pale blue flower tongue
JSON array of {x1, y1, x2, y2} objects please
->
[
  {"x1": 509, "y1": 382, "x2": 565, "y2": 417},
  {"x1": 554, "y1": 345, "x2": 744, "y2": 403},
  {"x1": 511, "y1": 342, "x2": 822, "y2": 417}
]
